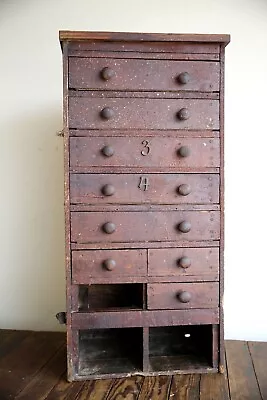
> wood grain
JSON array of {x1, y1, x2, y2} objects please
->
[
  {"x1": 169, "y1": 375, "x2": 200, "y2": 399},
  {"x1": 15, "y1": 345, "x2": 66, "y2": 400},
  {"x1": 200, "y1": 373, "x2": 230, "y2": 400},
  {"x1": 0, "y1": 332, "x2": 64, "y2": 400},
  {"x1": 248, "y1": 341, "x2": 267, "y2": 399},
  {"x1": 138, "y1": 376, "x2": 172, "y2": 399},
  {"x1": 226, "y1": 340, "x2": 261, "y2": 400},
  {"x1": 106, "y1": 376, "x2": 144, "y2": 399}
]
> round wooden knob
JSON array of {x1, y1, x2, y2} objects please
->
[
  {"x1": 103, "y1": 258, "x2": 116, "y2": 271},
  {"x1": 177, "y1": 108, "x2": 190, "y2": 120},
  {"x1": 101, "y1": 67, "x2": 115, "y2": 81},
  {"x1": 178, "y1": 146, "x2": 190, "y2": 158},
  {"x1": 101, "y1": 145, "x2": 114, "y2": 157},
  {"x1": 100, "y1": 107, "x2": 115, "y2": 120},
  {"x1": 177, "y1": 72, "x2": 190, "y2": 84},
  {"x1": 102, "y1": 184, "x2": 115, "y2": 196},
  {"x1": 177, "y1": 184, "x2": 191, "y2": 196},
  {"x1": 102, "y1": 222, "x2": 116, "y2": 234},
  {"x1": 178, "y1": 256, "x2": 191, "y2": 269},
  {"x1": 178, "y1": 221, "x2": 191, "y2": 233},
  {"x1": 177, "y1": 291, "x2": 191, "y2": 303}
]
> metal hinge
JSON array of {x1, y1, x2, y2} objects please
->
[{"x1": 56, "y1": 130, "x2": 64, "y2": 137}]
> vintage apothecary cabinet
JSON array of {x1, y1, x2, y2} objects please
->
[{"x1": 59, "y1": 30, "x2": 230, "y2": 381}]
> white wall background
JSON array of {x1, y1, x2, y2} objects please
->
[{"x1": 0, "y1": 0, "x2": 267, "y2": 340}]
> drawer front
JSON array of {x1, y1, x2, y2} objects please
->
[
  {"x1": 70, "y1": 173, "x2": 219, "y2": 205},
  {"x1": 69, "y1": 58, "x2": 220, "y2": 92},
  {"x1": 69, "y1": 98, "x2": 219, "y2": 130},
  {"x1": 70, "y1": 137, "x2": 220, "y2": 170},
  {"x1": 71, "y1": 211, "x2": 220, "y2": 243},
  {"x1": 72, "y1": 249, "x2": 147, "y2": 283},
  {"x1": 148, "y1": 248, "x2": 219, "y2": 279},
  {"x1": 147, "y1": 282, "x2": 219, "y2": 309}
]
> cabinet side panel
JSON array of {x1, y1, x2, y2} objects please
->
[
  {"x1": 219, "y1": 45, "x2": 225, "y2": 373},
  {"x1": 62, "y1": 42, "x2": 77, "y2": 381}
]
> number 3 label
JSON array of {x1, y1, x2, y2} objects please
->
[{"x1": 141, "y1": 140, "x2": 150, "y2": 156}]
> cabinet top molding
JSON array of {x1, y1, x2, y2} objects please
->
[{"x1": 59, "y1": 30, "x2": 230, "y2": 45}]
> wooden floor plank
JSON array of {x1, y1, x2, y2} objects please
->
[
  {"x1": 106, "y1": 376, "x2": 144, "y2": 400},
  {"x1": 226, "y1": 340, "x2": 262, "y2": 400},
  {"x1": 75, "y1": 379, "x2": 114, "y2": 400},
  {"x1": 169, "y1": 375, "x2": 200, "y2": 399},
  {"x1": 138, "y1": 376, "x2": 172, "y2": 399},
  {"x1": 14, "y1": 344, "x2": 66, "y2": 400},
  {"x1": 200, "y1": 373, "x2": 230, "y2": 400},
  {"x1": 248, "y1": 341, "x2": 267, "y2": 399},
  {"x1": 0, "y1": 330, "x2": 30, "y2": 360},
  {"x1": 44, "y1": 373, "x2": 85, "y2": 400},
  {"x1": 0, "y1": 331, "x2": 64, "y2": 400}
]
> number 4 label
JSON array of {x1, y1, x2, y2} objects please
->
[{"x1": 138, "y1": 176, "x2": 149, "y2": 191}]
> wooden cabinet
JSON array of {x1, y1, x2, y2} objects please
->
[{"x1": 59, "y1": 30, "x2": 230, "y2": 380}]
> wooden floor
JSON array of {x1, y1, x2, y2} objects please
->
[{"x1": 0, "y1": 330, "x2": 266, "y2": 399}]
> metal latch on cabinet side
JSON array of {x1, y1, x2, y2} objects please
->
[{"x1": 56, "y1": 312, "x2": 66, "y2": 324}]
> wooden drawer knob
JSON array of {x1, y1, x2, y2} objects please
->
[
  {"x1": 102, "y1": 184, "x2": 115, "y2": 196},
  {"x1": 103, "y1": 258, "x2": 116, "y2": 271},
  {"x1": 177, "y1": 108, "x2": 190, "y2": 120},
  {"x1": 178, "y1": 256, "x2": 191, "y2": 269},
  {"x1": 177, "y1": 291, "x2": 192, "y2": 303},
  {"x1": 177, "y1": 184, "x2": 191, "y2": 196},
  {"x1": 178, "y1": 221, "x2": 191, "y2": 233},
  {"x1": 101, "y1": 67, "x2": 115, "y2": 81},
  {"x1": 101, "y1": 145, "x2": 114, "y2": 157},
  {"x1": 102, "y1": 222, "x2": 116, "y2": 234},
  {"x1": 177, "y1": 72, "x2": 190, "y2": 84},
  {"x1": 178, "y1": 145, "x2": 190, "y2": 158},
  {"x1": 100, "y1": 107, "x2": 115, "y2": 120}
]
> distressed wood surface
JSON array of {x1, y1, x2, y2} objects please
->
[
  {"x1": 147, "y1": 282, "x2": 219, "y2": 310},
  {"x1": 69, "y1": 97, "x2": 219, "y2": 130},
  {"x1": 70, "y1": 173, "x2": 219, "y2": 205},
  {"x1": 148, "y1": 247, "x2": 219, "y2": 280},
  {"x1": 70, "y1": 136, "x2": 220, "y2": 170},
  {"x1": 71, "y1": 210, "x2": 220, "y2": 243},
  {"x1": 69, "y1": 58, "x2": 220, "y2": 92},
  {"x1": 59, "y1": 30, "x2": 230, "y2": 44},
  {"x1": 72, "y1": 249, "x2": 147, "y2": 283},
  {"x1": 71, "y1": 309, "x2": 219, "y2": 329}
]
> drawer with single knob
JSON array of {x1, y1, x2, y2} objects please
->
[
  {"x1": 70, "y1": 173, "x2": 219, "y2": 205},
  {"x1": 148, "y1": 248, "x2": 219, "y2": 280},
  {"x1": 72, "y1": 249, "x2": 147, "y2": 283},
  {"x1": 70, "y1": 137, "x2": 220, "y2": 171},
  {"x1": 68, "y1": 58, "x2": 220, "y2": 92},
  {"x1": 147, "y1": 282, "x2": 219, "y2": 310},
  {"x1": 68, "y1": 97, "x2": 219, "y2": 130},
  {"x1": 71, "y1": 211, "x2": 220, "y2": 243}
]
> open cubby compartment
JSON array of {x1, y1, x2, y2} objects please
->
[
  {"x1": 149, "y1": 325, "x2": 214, "y2": 372},
  {"x1": 78, "y1": 283, "x2": 145, "y2": 311},
  {"x1": 78, "y1": 328, "x2": 143, "y2": 376}
]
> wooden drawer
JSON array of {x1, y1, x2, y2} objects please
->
[
  {"x1": 70, "y1": 173, "x2": 219, "y2": 205},
  {"x1": 70, "y1": 137, "x2": 220, "y2": 170},
  {"x1": 68, "y1": 98, "x2": 219, "y2": 130},
  {"x1": 72, "y1": 249, "x2": 147, "y2": 283},
  {"x1": 147, "y1": 282, "x2": 219, "y2": 309},
  {"x1": 148, "y1": 248, "x2": 219, "y2": 280},
  {"x1": 69, "y1": 58, "x2": 220, "y2": 92},
  {"x1": 71, "y1": 211, "x2": 220, "y2": 243}
]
